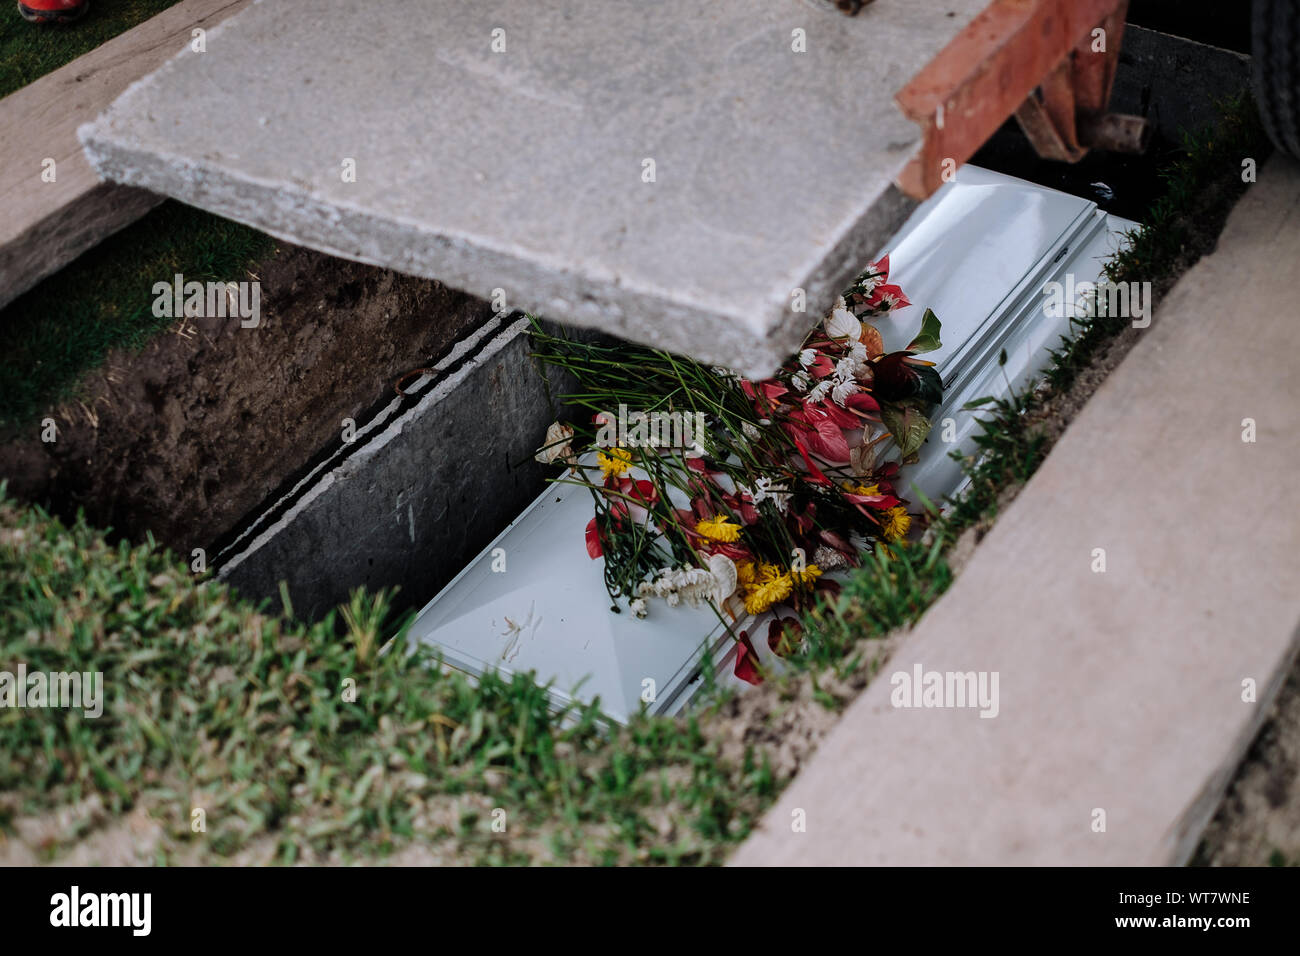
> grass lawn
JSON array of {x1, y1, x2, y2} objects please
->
[
  {"x1": 0, "y1": 491, "x2": 781, "y2": 864},
  {"x1": 0, "y1": 0, "x2": 187, "y2": 99}
]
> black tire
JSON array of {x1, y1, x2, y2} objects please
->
[{"x1": 1253, "y1": 0, "x2": 1300, "y2": 157}]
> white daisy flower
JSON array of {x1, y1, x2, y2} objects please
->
[{"x1": 832, "y1": 379, "x2": 860, "y2": 406}]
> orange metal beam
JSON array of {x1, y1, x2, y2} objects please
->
[{"x1": 894, "y1": 0, "x2": 1135, "y2": 199}]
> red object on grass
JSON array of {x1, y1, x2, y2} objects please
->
[{"x1": 18, "y1": 0, "x2": 88, "y2": 22}]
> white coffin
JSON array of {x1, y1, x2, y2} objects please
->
[{"x1": 407, "y1": 167, "x2": 1137, "y2": 722}]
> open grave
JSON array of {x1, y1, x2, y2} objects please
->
[
  {"x1": 209, "y1": 166, "x2": 1136, "y2": 722},
  {"x1": 63, "y1": 0, "x2": 1153, "y2": 721}
]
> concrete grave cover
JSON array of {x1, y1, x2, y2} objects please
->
[{"x1": 80, "y1": 0, "x2": 988, "y2": 376}]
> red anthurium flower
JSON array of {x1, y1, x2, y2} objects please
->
[
  {"x1": 704, "y1": 540, "x2": 753, "y2": 563},
  {"x1": 843, "y1": 490, "x2": 901, "y2": 511},
  {"x1": 806, "y1": 352, "x2": 836, "y2": 379},
  {"x1": 846, "y1": 391, "x2": 880, "y2": 414},
  {"x1": 619, "y1": 478, "x2": 658, "y2": 507},
  {"x1": 767, "y1": 617, "x2": 804, "y2": 658},
  {"x1": 790, "y1": 501, "x2": 817, "y2": 536},
  {"x1": 671, "y1": 507, "x2": 699, "y2": 535},
  {"x1": 734, "y1": 631, "x2": 764, "y2": 686},
  {"x1": 787, "y1": 407, "x2": 851, "y2": 464},
  {"x1": 585, "y1": 517, "x2": 603, "y2": 559},
  {"x1": 865, "y1": 283, "x2": 911, "y2": 312},
  {"x1": 791, "y1": 438, "x2": 832, "y2": 486},
  {"x1": 724, "y1": 491, "x2": 761, "y2": 525},
  {"x1": 811, "y1": 398, "x2": 861, "y2": 431},
  {"x1": 740, "y1": 379, "x2": 789, "y2": 415}
]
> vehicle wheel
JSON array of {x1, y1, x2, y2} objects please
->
[{"x1": 1253, "y1": 0, "x2": 1300, "y2": 157}]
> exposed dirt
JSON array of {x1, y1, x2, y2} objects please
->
[
  {"x1": 1197, "y1": 659, "x2": 1300, "y2": 866},
  {"x1": 0, "y1": 243, "x2": 493, "y2": 553}
]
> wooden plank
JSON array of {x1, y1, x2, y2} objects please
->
[{"x1": 0, "y1": 0, "x2": 251, "y2": 310}]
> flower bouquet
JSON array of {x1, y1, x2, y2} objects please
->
[{"x1": 532, "y1": 256, "x2": 943, "y2": 682}]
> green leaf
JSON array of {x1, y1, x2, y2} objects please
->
[
  {"x1": 906, "y1": 308, "x2": 943, "y2": 354},
  {"x1": 910, "y1": 364, "x2": 945, "y2": 407},
  {"x1": 881, "y1": 402, "x2": 933, "y2": 459}
]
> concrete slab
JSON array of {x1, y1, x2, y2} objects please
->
[
  {"x1": 214, "y1": 315, "x2": 563, "y2": 623},
  {"x1": 0, "y1": 0, "x2": 252, "y2": 309},
  {"x1": 79, "y1": 0, "x2": 986, "y2": 376},
  {"x1": 730, "y1": 157, "x2": 1300, "y2": 866}
]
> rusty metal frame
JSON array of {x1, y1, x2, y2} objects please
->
[{"x1": 893, "y1": 0, "x2": 1144, "y2": 200}]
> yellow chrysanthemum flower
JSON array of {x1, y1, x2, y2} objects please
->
[
  {"x1": 791, "y1": 563, "x2": 823, "y2": 588},
  {"x1": 880, "y1": 505, "x2": 912, "y2": 542},
  {"x1": 743, "y1": 570, "x2": 794, "y2": 615},
  {"x1": 736, "y1": 560, "x2": 756, "y2": 587},
  {"x1": 843, "y1": 481, "x2": 880, "y2": 496},
  {"x1": 696, "y1": 515, "x2": 742, "y2": 543},
  {"x1": 597, "y1": 447, "x2": 633, "y2": 480}
]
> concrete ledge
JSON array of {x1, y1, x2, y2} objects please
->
[
  {"x1": 0, "y1": 0, "x2": 250, "y2": 308},
  {"x1": 731, "y1": 157, "x2": 1300, "y2": 866},
  {"x1": 216, "y1": 316, "x2": 559, "y2": 622}
]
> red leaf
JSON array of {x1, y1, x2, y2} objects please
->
[
  {"x1": 818, "y1": 528, "x2": 856, "y2": 556},
  {"x1": 585, "y1": 517, "x2": 603, "y2": 559},
  {"x1": 734, "y1": 631, "x2": 764, "y2": 686}
]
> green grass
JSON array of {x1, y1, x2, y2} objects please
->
[
  {"x1": 0, "y1": 0, "x2": 186, "y2": 99},
  {"x1": 0, "y1": 490, "x2": 777, "y2": 864},
  {"x1": 0, "y1": 200, "x2": 275, "y2": 433},
  {"x1": 1043, "y1": 94, "x2": 1271, "y2": 395}
]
